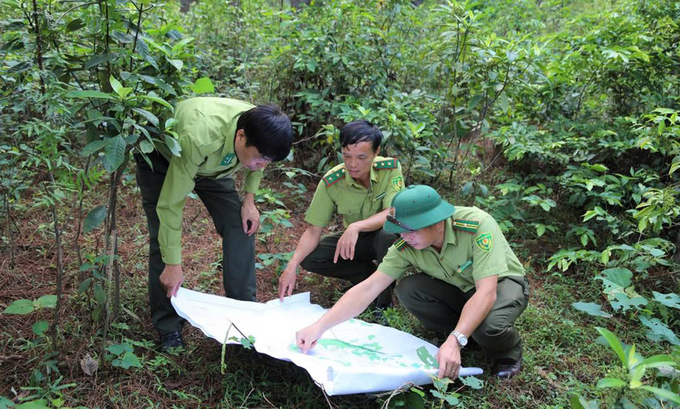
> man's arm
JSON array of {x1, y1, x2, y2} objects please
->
[
  {"x1": 295, "y1": 271, "x2": 396, "y2": 352},
  {"x1": 334, "y1": 207, "x2": 391, "y2": 262},
  {"x1": 241, "y1": 192, "x2": 259, "y2": 235},
  {"x1": 156, "y1": 137, "x2": 203, "y2": 297},
  {"x1": 436, "y1": 275, "x2": 498, "y2": 378},
  {"x1": 278, "y1": 224, "x2": 324, "y2": 301}
]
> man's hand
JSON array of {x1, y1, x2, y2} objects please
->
[
  {"x1": 436, "y1": 336, "x2": 462, "y2": 379},
  {"x1": 160, "y1": 264, "x2": 184, "y2": 298},
  {"x1": 241, "y1": 194, "x2": 260, "y2": 236},
  {"x1": 334, "y1": 224, "x2": 360, "y2": 263},
  {"x1": 296, "y1": 324, "x2": 323, "y2": 354},
  {"x1": 278, "y1": 264, "x2": 298, "y2": 302}
]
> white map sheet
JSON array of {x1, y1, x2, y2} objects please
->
[{"x1": 171, "y1": 288, "x2": 483, "y2": 395}]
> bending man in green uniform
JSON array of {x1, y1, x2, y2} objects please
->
[
  {"x1": 278, "y1": 120, "x2": 404, "y2": 307},
  {"x1": 295, "y1": 185, "x2": 529, "y2": 378},
  {"x1": 135, "y1": 97, "x2": 293, "y2": 350}
]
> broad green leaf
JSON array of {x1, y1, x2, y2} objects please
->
[
  {"x1": 109, "y1": 76, "x2": 123, "y2": 95},
  {"x1": 67, "y1": 90, "x2": 115, "y2": 100},
  {"x1": 138, "y1": 75, "x2": 176, "y2": 95},
  {"x1": 66, "y1": 19, "x2": 86, "y2": 32},
  {"x1": 103, "y1": 135, "x2": 127, "y2": 173},
  {"x1": 85, "y1": 53, "x2": 117, "y2": 69},
  {"x1": 0, "y1": 396, "x2": 14, "y2": 409},
  {"x1": 416, "y1": 346, "x2": 438, "y2": 369},
  {"x1": 32, "y1": 320, "x2": 49, "y2": 337},
  {"x1": 164, "y1": 135, "x2": 182, "y2": 157},
  {"x1": 652, "y1": 292, "x2": 680, "y2": 309},
  {"x1": 189, "y1": 77, "x2": 214, "y2": 94},
  {"x1": 536, "y1": 224, "x2": 546, "y2": 237},
  {"x1": 460, "y1": 375, "x2": 483, "y2": 389},
  {"x1": 131, "y1": 108, "x2": 159, "y2": 126},
  {"x1": 610, "y1": 293, "x2": 647, "y2": 312},
  {"x1": 569, "y1": 394, "x2": 599, "y2": 409},
  {"x1": 165, "y1": 118, "x2": 177, "y2": 130},
  {"x1": 34, "y1": 295, "x2": 57, "y2": 308},
  {"x1": 139, "y1": 140, "x2": 154, "y2": 154},
  {"x1": 109, "y1": 76, "x2": 132, "y2": 98},
  {"x1": 167, "y1": 58, "x2": 183, "y2": 71},
  {"x1": 572, "y1": 302, "x2": 612, "y2": 318},
  {"x1": 596, "y1": 327, "x2": 627, "y2": 366},
  {"x1": 640, "y1": 354, "x2": 676, "y2": 369},
  {"x1": 638, "y1": 386, "x2": 680, "y2": 404},
  {"x1": 498, "y1": 92, "x2": 509, "y2": 113},
  {"x1": 640, "y1": 316, "x2": 680, "y2": 346},
  {"x1": 3, "y1": 299, "x2": 34, "y2": 315},
  {"x1": 94, "y1": 283, "x2": 106, "y2": 304},
  {"x1": 106, "y1": 344, "x2": 125, "y2": 355},
  {"x1": 83, "y1": 205, "x2": 107, "y2": 233},
  {"x1": 15, "y1": 402, "x2": 50, "y2": 409},
  {"x1": 118, "y1": 351, "x2": 142, "y2": 369},
  {"x1": 136, "y1": 94, "x2": 173, "y2": 111},
  {"x1": 461, "y1": 181, "x2": 473, "y2": 196},
  {"x1": 596, "y1": 378, "x2": 626, "y2": 388},
  {"x1": 81, "y1": 139, "x2": 109, "y2": 156},
  {"x1": 596, "y1": 268, "x2": 632, "y2": 294},
  {"x1": 111, "y1": 30, "x2": 134, "y2": 43}
]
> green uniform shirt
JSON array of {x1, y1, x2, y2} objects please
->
[
  {"x1": 156, "y1": 97, "x2": 263, "y2": 265},
  {"x1": 378, "y1": 207, "x2": 525, "y2": 293},
  {"x1": 304, "y1": 157, "x2": 404, "y2": 228}
]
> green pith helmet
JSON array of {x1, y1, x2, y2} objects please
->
[{"x1": 383, "y1": 185, "x2": 456, "y2": 234}]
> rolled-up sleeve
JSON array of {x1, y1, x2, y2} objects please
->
[
  {"x1": 157, "y1": 135, "x2": 202, "y2": 265},
  {"x1": 243, "y1": 169, "x2": 263, "y2": 193}
]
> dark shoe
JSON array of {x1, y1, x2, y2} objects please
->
[
  {"x1": 159, "y1": 330, "x2": 184, "y2": 351},
  {"x1": 493, "y1": 357, "x2": 522, "y2": 378}
]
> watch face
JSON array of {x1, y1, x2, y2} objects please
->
[{"x1": 459, "y1": 335, "x2": 468, "y2": 346}]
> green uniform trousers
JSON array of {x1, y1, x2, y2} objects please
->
[
  {"x1": 300, "y1": 229, "x2": 397, "y2": 306},
  {"x1": 395, "y1": 273, "x2": 529, "y2": 362},
  {"x1": 135, "y1": 151, "x2": 256, "y2": 334}
]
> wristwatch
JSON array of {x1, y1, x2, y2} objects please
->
[{"x1": 451, "y1": 330, "x2": 468, "y2": 347}]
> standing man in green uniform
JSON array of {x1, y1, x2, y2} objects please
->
[
  {"x1": 135, "y1": 97, "x2": 293, "y2": 350},
  {"x1": 295, "y1": 185, "x2": 529, "y2": 379},
  {"x1": 278, "y1": 120, "x2": 404, "y2": 307}
]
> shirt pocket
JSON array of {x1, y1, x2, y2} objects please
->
[{"x1": 337, "y1": 203, "x2": 360, "y2": 218}]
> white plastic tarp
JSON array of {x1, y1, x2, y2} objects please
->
[{"x1": 171, "y1": 288, "x2": 483, "y2": 395}]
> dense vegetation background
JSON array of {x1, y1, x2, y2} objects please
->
[{"x1": 0, "y1": 0, "x2": 678, "y2": 407}]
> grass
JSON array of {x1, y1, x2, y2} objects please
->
[{"x1": 0, "y1": 173, "x2": 674, "y2": 409}]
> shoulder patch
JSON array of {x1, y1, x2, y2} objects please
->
[
  {"x1": 322, "y1": 168, "x2": 346, "y2": 188},
  {"x1": 475, "y1": 232, "x2": 493, "y2": 252},
  {"x1": 373, "y1": 158, "x2": 399, "y2": 170},
  {"x1": 394, "y1": 238, "x2": 409, "y2": 251},
  {"x1": 452, "y1": 219, "x2": 479, "y2": 234}
]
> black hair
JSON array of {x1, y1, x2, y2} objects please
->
[
  {"x1": 237, "y1": 104, "x2": 293, "y2": 162},
  {"x1": 339, "y1": 120, "x2": 382, "y2": 152}
]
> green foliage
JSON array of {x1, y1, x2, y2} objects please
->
[
  {"x1": 1, "y1": 0, "x2": 679, "y2": 407},
  {"x1": 105, "y1": 342, "x2": 142, "y2": 370},
  {"x1": 569, "y1": 327, "x2": 680, "y2": 408},
  {"x1": 3, "y1": 295, "x2": 57, "y2": 315}
]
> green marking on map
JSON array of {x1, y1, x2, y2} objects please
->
[
  {"x1": 317, "y1": 339, "x2": 387, "y2": 361},
  {"x1": 368, "y1": 335, "x2": 376, "y2": 340}
]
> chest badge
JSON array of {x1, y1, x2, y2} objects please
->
[
  {"x1": 220, "y1": 153, "x2": 235, "y2": 166},
  {"x1": 475, "y1": 232, "x2": 493, "y2": 252}
]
